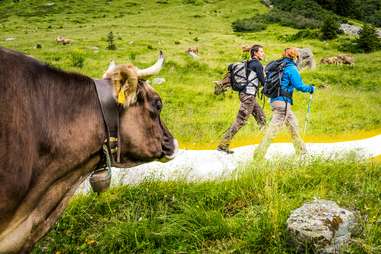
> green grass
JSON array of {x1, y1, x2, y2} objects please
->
[
  {"x1": 33, "y1": 158, "x2": 381, "y2": 253},
  {"x1": 1, "y1": 0, "x2": 380, "y2": 147}
]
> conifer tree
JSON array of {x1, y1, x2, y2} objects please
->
[
  {"x1": 356, "y1": 24, "x2": 381, "y2": 53},
  {"x1": 106, "y1": 31, "x2": 117, "y2": 50},
  {"x1": 320, "y1": 16, "x2": 339, "y2": 40}
]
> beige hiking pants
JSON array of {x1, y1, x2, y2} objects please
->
[{"x1": 253, "y1": 101, "x2": 306, "y2": 159}]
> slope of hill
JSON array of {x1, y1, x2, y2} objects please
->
[{"x1": 1, "y1": 0, "x2": 380, "y2": 148}]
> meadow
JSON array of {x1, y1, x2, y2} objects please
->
[
  {"x1": 1, "y1": 0, "x2": 380, "y2": 148},
  {"x1": 0, "y1": 0, "x2": 380, "y2": 252}
]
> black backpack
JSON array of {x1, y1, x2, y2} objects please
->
[
  {"x1": 228, "y1": 61, "x2": 258, "y2": 93},
  {"x1": 263, "y1": 58, "x2": 288, "y2": 98}
]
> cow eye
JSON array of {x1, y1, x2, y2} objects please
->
[{"x1": 155, "y1": 100, "x2": 162, "y2": 111}]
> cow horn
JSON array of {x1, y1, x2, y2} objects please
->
[
  {"x1": 102, "y1": 60, "x2": 117, "y2": 79},
  {"x1": 136, "y1": 51, "x2": 164, "y2": 78}
]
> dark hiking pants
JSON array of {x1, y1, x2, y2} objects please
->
[{"x1": 219, "y1": 92, "x2": 266, "y2": 148}]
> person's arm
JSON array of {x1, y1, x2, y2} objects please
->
[
  {"x1": 256, "y1": 63, "x2": 266, "y2": 87},
  {"x1": 289, "y1": 65, "x2": 314, "y2": 93}
]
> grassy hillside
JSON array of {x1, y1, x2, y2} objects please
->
[
  {"x1": 33, "y1": 158, "x2": 381, "y2": 253},
  {"x1": 1, "y1": 0, "x2": 380, "y2": 149}
]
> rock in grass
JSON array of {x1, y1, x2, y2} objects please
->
[
  {"x1": 377, "y1": 28, "x2": 381, "y2": 38},
  {"x1": 261, "y1": 0, "x2": 273, "y2": 8},
  {"x1": 287, "y1": 199, "x2": 357, "y2": 254},
  {"x1": 296, "y1": 48, "x2": 315, "y2": 70},
  {"x1": 339, "y1": 23, "x2": 362, "y2": 36}
]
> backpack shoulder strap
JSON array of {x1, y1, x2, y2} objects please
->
[{"x1": 243, "y1": 60, "x2": 249, "y2": 79}]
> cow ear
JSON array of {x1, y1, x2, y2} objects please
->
[{"x1": 110, "y1": 64, "x2": 138, "y2": 107}]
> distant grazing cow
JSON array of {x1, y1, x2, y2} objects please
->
[
  {"x1": 0, "y1": 47, "x2": 177, "y2": 253},
  {"x1": 186, "y1": 47, "x2": 199, "y2": 58},
  {"x1": 320, "y1": 55, "x2": 354, "y2": 65},
  {"x1": 56, "y1": 35, "x2": 73, "y2": 45}
]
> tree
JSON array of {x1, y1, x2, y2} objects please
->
[
  {"x1": 106, "y1": 31, "x2": 116, "y2": 50},
  {"x1": 320, "y1": 16, "x2": 339, "y2": 40},
  {"x1": 356, "y1": 24, "x2": 381, "y2": 53}
]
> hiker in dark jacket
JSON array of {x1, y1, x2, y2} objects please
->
[
  {"x1": 217, "y1": 44, "x2": 266, "y2": 154},
  {"x1": 253, "y1": 47, "x2": 315, "y2": 160}
]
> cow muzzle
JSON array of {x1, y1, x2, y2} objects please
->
[{"x1": 159, "y1": 139, "x2": 178, "y2": 163}]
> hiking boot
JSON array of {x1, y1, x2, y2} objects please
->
[{"x1": 217, "y1": 145, "x2": 234, "y2": 154}]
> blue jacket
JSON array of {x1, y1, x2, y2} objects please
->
[{"x1": 270, "y1": 57, "x2": 314, "y2": 104}]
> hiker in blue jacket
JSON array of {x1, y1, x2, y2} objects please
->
[{"x1": 253, "y1": 47, "x2": 315, "y2": 160}]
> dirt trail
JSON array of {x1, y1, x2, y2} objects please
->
[{"x1": 77, "y1": 134, "x2": 381, "y2": 193}]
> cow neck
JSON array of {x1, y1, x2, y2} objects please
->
[{"x1": 93, "y1": 79, "x2": 120, "y2": 164}]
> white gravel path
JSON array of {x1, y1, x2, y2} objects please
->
[{"x1": 77, "y1": 134, "x2": 381, "y2": 193}]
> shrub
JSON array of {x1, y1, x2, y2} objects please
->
[
  {"x1": 232, "y1": 2, "x2": 336, "y2": 33},
  {"x1": 264, "y1": 9, "x2": 321, "y2": 29},
  {"x1": 338, "y1": 40, "x2": 361, "y2": 53},
  {"x1": 311, "y1": 0, "x2": 381, "y2": 27},
  {"x1": 106, "y1": 31, "x2": 116, "y2": 50},
  {"x1": 366, "y1": 9, "x2": 381, "y2": 27},
  {"x1": 320, "y1": 16, "x2": 339, "y2": 40},
  {"x1": 356, "y1": 24, "x2": 381, "y2": 53},
  {"x1": 279, "y1": 29, "x2": 321, "y2": 41},
  {"x1": 272, "y1": 1, "x2": 333, "y2": 19},
  {"x1": 338, "y1": 25, "x2": 381, "y2": 53},
  {"x1": 232, "y1": 17, "x2": 267, "y2": 32}
]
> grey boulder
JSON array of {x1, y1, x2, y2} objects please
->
[{"x1": 287, "y1": 199, "x2": 357, "y2": 253}]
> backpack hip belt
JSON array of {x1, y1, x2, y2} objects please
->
[{"x1": 279, "y1": 89, "x2": 292, "y2": 98}]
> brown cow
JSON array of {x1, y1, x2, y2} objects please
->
[
  {"x1": 186, "y1": 47, "x2": 199, "y2": 59},
  {"x1": 0, "y1": 47, "x2": 177, "y2": 253},
  {"x1": 320, "y1": 55, "x2": 354, "y2": 65},
  {"x1": 186, "y1": 47, "x2": 198, "y2": 55},
  {"x1": 56, "y1": 36, "x2": 73, "y2": 45}
]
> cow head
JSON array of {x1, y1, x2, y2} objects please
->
[{"x1": 102, "y1": 52, "x2": 178, "y2": 166}]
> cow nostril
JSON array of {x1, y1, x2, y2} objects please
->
[{"x1": 163, "y1": 139, "x2": 178, "y2": 159}]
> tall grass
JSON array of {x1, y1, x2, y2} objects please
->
[{"x1": 33, "y1": 158, "x2": 381, "y2": 253}]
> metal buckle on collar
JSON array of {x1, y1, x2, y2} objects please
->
[{"x1": 104, "y1": 137, "x2": 119, "y2": 163}]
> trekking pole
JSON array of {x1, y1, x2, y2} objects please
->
[{"x1": 304, "y1": 93, "x2": 313, "y2": 135}]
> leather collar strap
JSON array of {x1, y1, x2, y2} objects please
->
[{"x1": 93, "y1": 79, "x2": 120, "y2": 163}]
